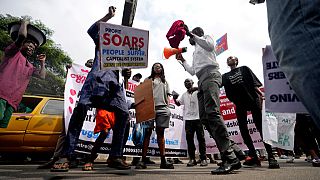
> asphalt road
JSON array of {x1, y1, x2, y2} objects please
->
[{"x1": 0, "y1": 158, "x2": 319, "y2": 180}]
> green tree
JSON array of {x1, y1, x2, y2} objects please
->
[{"x1": 0, "y1": 14, "x2": 72, "y2": 96}]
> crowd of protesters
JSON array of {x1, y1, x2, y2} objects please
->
[{"x1": 1, "y1": 1, "x2": 320, "y2": 176}]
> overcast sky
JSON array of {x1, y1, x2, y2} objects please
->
[{"x1": 1, "y1": 0, "x2": 270, "y2": 94}]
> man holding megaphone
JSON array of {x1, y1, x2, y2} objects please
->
[
  {"x1": 175, "y1": 25, "x2": 243, "y2": 175},
  {"x1": 163, "y1": 47, "x2": 187, "y2": 59}
]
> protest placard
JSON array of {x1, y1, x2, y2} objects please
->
[{"x1": 99, "y1": 23, "x2": 149, "y2": 69}]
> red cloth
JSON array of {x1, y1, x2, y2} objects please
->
[
  {"x1": 94, "y1": 109, "x2": 115, "y2": 134},
  {"x1": 0, "y1": 43, "x2": 36, "y2": 110},
  {"x1": 166, "y1": 20, "x2": 186, "y2": 48}
]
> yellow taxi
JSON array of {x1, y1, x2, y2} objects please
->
[{"x1": 0, "y1": 95, "x2": 64, "y2": 154}]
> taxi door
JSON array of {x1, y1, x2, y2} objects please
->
[
  {"x1": 0, "y1": 96, "x2": 43, "y2": 150},
  {"x1": 23, "y1": 98, "x2": 63, "y2": 150}
]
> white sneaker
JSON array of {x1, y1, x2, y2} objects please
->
[{"x1": 286, "y1": 156, "x2": 294, "y2": 163}]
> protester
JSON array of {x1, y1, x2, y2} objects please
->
[
  {"x1": 37, "y1": 59, "x2": 93, "y2": 169},
  {"x1": 265, "y1": 0, "x2": 320, "y2": 130},
  {"x1": 135, "y1": 62, "x2": 174, "y2": 169},
  {"x1": 294, "y1": 113, "x2": 320, "y2": 167},
  {"x1": 0, "y1": 19, "x2": 46, "y2": 128},
  {"x1": 221, "y1": 56, "x2": 280, "y2": 169},
  {"x1": 173, "y1": 78, "x2": 207, "y2": 167},
  {"x1": 132, "y1": 73, "x2": 142, "y2": 83},
  {"x1": 175, "y1": 26, "x2": 242, "y2": 174},
  {"x1": 129, "y1": 73, "x2": 157, "y2": 166},
  {"x1": 51, "y1": 6, "x2": 131, "y2": 172},
  {"x1": 82, "y1": 110, "x2": 115, "y2": 171}
]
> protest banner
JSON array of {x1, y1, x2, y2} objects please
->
[
  {"x1": 63, "y1": 63, "x2": 91, "y2": 132},
  {"x1": 65, "y1": 67, "x2": 274, "y2": 157},
  {"x1": 203, "y1": 94, "x2": 265, "y2": 154},
  {"x1": 99, "y1": 23, "x2": 149, "y2": 70},
  {"x1": 262, "y1": 45, "x2": 307, "y2": 113},
  {"x1": 215, "y1": 33, "x2": 228, "y2": 56},
  {"x1": 74, "y1": 78, "x2": 187, "y2": 157}
]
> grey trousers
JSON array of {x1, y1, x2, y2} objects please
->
[{"x1": 196, "y1": 67, "x2": 237, "y2": 161}]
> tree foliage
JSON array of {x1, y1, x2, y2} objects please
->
[{"x1": 0, "y1": 14, "x2": 72, "y2": 96}]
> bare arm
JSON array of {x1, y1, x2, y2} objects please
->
[
  {"x1": 87, "y1": 6, "x2": 116, "y2": 45},
  {"x1": 95, "y1": 6, "x2": 116, "y2": 26},
  {"x1": 176, "y1": 54, "x2": 196, "y2": 76},
  {"x1": 33, "y1": 54, "x2": 46, "y2": 79},
  {"x1": 173, "y1": 98, "x2": 181, "y2": 106},
  {"x1": 15, "y1": 19, "x2": 29, "y2": 47}
]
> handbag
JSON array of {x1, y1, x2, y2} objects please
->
[{"x1": 132, "y1": 123, "x2": 145, "y2": 147}]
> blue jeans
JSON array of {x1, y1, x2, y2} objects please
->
[
  {"x1": 63, "y1": 103, "x2": 89, "y2": 160},
  {"x1": 266, "y1": 0, "x2": 320, "y2": 129}
]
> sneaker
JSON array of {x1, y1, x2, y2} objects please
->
[
  {"x1": 200, "y1": 159, "x2": 208, "y2": 166},
  {"x1": 209, "y1": 159, "x2": 217, "y2": 164},
  {"x1": 279, "y1": 155, "x2": 288, "y2": 159},
  {"x1": 243, "y1": 156, "x2": 261, "y2": 167},
  {"x1": 131, "y1": 157, "x2": 141, "y2": 166},
  {"x1": 286, "y1": 156, "x2": 294, "y2": 163},
  {"x1": 211, "y1": 158, "x2": 241, "y2": 175},
  {"x1": 305, "y1": 156, "x2": 313, "y2": 163},
  {"x1": 268, "y1": 158, "x2": 280, "y2": 169},
  {"x1": 259, "y1": 156, "x2": 268, "y2": 161},
  {"x1": 142, "y1": 157, "x2": 156, "y2": 165},
  {"x1": 167, "y1": 158, "x2": 174, "y2": 164},
  {"x1": 235, "y1": 150, "x2": 247, "y2": 161},
  {"x1": 187, "y1": 159, "x2": 197, "y2": 167},
  {"x1": 173, "y1": 158, "x2": 184, "y2": 164},
  {"x1": 107, "y1": 157, "x2": 131, "y2": 170},
  {"x1": 312, "y1": 159, "x2": 320, "y2": 167},
  {"x1": 135, "y1": 161, "x2": 147, "y2": 169},
  {"x1": 160, "y1": 161, "x2": 174, "y2": 169}
]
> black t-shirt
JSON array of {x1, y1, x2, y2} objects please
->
[{"x1": 222, "y1": 66, "x2": 262, "y2": 106}]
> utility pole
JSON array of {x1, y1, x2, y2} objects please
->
[
  {"x1": 121, "y1": 0, "x2": 138, "y2": 88},
  {"x1": 122, "y1": 0, "x2": 138, "y2": 27}
]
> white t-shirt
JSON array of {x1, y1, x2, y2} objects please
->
[{"x1": 178, "y1": 90, "x2": 200, "y2": 120}]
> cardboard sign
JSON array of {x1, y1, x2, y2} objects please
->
[{"x1": 134, "y1": 79, "x2": 155, "y2": 123}]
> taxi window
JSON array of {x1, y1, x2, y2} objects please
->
[
  {"x1": 16, "y1": 97, "x2": 43, "y2": 113},
  {"x1": 41, "y1": 99, "x2": 64, "y2": 115}
]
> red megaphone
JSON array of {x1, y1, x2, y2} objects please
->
[{"x1": 163, "y1": 47, "x2": 187, "y2": 59}]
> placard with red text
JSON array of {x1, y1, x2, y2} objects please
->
[{"x1": 99, "y1": 23, "x2": 149, "y2": 70}]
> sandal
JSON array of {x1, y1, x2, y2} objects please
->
[
  {"x1": 50, "y1": 158, "x2": 69, "y2": 172},
  {"x1": 82, "y1": 162, "x2": 93, "y2": 171}
]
